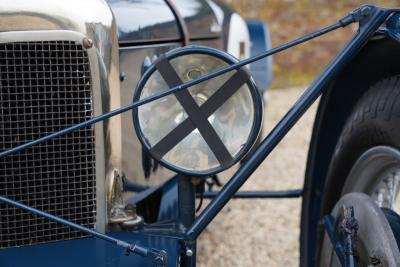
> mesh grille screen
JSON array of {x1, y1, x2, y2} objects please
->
[{"x1": 0, "y1": 41, "x2": 96, "y2": 248}]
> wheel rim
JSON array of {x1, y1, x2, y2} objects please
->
[
  {"x1": 343, "y1": 146, "x2": 400, "y2": 211},
  {"x1": 320, "y1": 146, "x2": 400, "y2": 266},
  {"x1": 320, "y1": 193, "x2": 400, "y2": 267}
]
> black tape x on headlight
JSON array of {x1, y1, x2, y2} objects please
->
[{"x1": 133, "y1": 46, "x2": 263, "y2": 177}]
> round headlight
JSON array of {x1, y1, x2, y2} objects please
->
[{"x1": 133, "y1": 46, "x2": 263, "y2": 176}]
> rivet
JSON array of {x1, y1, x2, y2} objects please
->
[
  {"x1": 361, "y1": 6, "x2": 372, "y2": 17},
  {"x1": 186, "y1": 249, "x2": 193, "y2": 257},
  {"x1": 120, "y1": 72, "x2": 126, "y2": 82},
  {"x1": 82, "y1": 38, "x2": 93, "y2": 49}
]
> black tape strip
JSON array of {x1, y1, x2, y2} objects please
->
[
  {"x1": 150, "y1": 69, "x2": 249, "y2": 160},
  {"x1": 200, "y1": 69, "x2": 250, "y2": 115},
  {"x1": 150, "y1": 119, "x2": 195, "y2": 160},
  {"x1": 153, "y1": 57, "x2": 233, "y2": 166},
  {"x1": 150, "y1": 59, "x2": 250, "y2": 165}
]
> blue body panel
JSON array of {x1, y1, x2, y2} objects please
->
[
  {"x1": 157, "y1": 177, "x2": 178, "y2": 222},
  {"x1": 0, "y1": 232, "x2": 180, "y2": 267},
  {"x1": 126, "y1": 176, "x2": 179, "y2": 223},
  {"x1": 247, "y1": 20, "x2": 273, "y2": 92}
]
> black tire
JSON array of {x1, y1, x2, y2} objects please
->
[{"x1": 316, "y1": 75, "x2": 400, "y2": 263}]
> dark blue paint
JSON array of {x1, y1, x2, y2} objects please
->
[
  {"x1": 202, "y1": 189, "x2": 302, "y2": 199},
  {"x1": 0, "y1": 6, "x2": 399, "y2": 267},
  {"x1": 300, "y1": 8, "x2": 400, "y2": 266},
  {"x1": 0, "y1": 195, "x2": 169, "y2": 264},
  {"x1": 185, "y1": 6, "x2": 393, "y2": 241},
  {"x1": 323, "y1": 215, "x2": 346, "y2": 265},
  {"x1": 0, "y1": 196, "x2": 130, "y2": 250},
  {"x1": 0, "y1": 232, "x2": 180, "y2": 267},
  {"x1": 128, "y1": 183, "x2": 163, "y2": 205},
  {"x1": 123, "y1": 179, "x2": 149, "y2": 192},
  {"x1": 176, "y1": 175, "x2": 197, "y2": 267},
  {"x1": 379, "y1": 12, "x2": 400, "y2": 42},
  {"x1": 124, "y1": 178, "x2": 302, "y2": 199},
  {"x1": 157, "y1": 177, "x2": 179, "y2": 222},
  {"x1": 124, "y1": 175, "x2": 181, "y2": 224},
  {"x1": 247, "y1": 20, "x2": 273, "y2": 91},
  {"x1": 323, "y1": 215, "x2": 358, "y2": 267},
  {"x1": 126, "y1": 176, "x2": 178, "y2": 223}
]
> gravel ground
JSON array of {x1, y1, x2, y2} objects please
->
[{"x1": 197, "y1": 87, "x2": 319, "y2": 267}]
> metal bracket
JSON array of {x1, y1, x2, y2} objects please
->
[
  {"x1": 339, "y1": 206, "x2": 359, "y2": 267},
  {"x1": 322, "y1": 206, "x2": 359, "y2": 267},
  {"x1": 378, "y1": 13, "x2": 400, "y2": 42},
  {"x1": 127, "y1": 246, "x2": 168, "y2": 267},
  {"x1": 346, "y1": 5, "x2": 375, "y2": 26},
  {"x1": 201, "y1": 189, "x2": 302, "y2": 199}
]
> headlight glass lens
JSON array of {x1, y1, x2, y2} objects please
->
[{"x1": 137, "y1": 53, "x2": 256, "y2": 173}]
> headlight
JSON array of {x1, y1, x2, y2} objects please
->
[{"x1": 133, "y1": 46, "x2": 263, "y2": 177}]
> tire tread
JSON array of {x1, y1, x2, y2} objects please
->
[{"x1": 322, "y1": 75, "x2": 400, "y2": 214}]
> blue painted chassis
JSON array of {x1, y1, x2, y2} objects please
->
[
  {"x1": 247, "y1": 20, "x2": 273, "y2": 91},
  {"x1": 1, "y1": 5, "x2": 400, "y2": 267},
  {"x1": 0, "y1": 177, "x2": 182, "y2": 267},
  {"x1": 0, "y1": 232, "x2": 180, "y2": 267}
]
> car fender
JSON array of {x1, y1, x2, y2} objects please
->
[{"x1": 300, "y1": 35, "x2": 400, "y2": 266}]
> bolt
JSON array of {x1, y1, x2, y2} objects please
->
[
  {"x1": 125, "y1": 203, "x2": 137, "y2": 215},
  {"x1": 186, "y1": 249, "x2": 193, "y2": 257},
  {"x1": 361, "y1": 6, "x2": 372, "y2": 17},
  {"x1": 120, "y1": 72, "x2": 126, "y2": 82},
  {"x1": 82, "y1": 38, "x2": 93, "y2": 49}
]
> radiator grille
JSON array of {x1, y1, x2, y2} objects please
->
[{"x1": 0, "y1": 41, "x2": 96, "y2": 248}]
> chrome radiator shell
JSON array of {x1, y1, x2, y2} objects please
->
[{"x1": 0, "y1": 0, "x2": 121, "y2": 247}]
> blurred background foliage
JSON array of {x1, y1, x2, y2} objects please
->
[{"x1": 221, "y1": 0, "x2": 400, "y2": 88}]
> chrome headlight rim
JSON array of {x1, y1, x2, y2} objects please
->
[{"x1": 132, "y1": 45, "x2": 263, "y2": 177}]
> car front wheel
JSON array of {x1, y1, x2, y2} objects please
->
[{"x1": 316, "y1": 75, "x2": 400, "y2": 266}]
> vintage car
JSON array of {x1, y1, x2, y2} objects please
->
[
  {"x1": 1, "y1": 1, "x2": 400, "y2": 267},
  {"x1": 0, "y1": 0, "x2": 272, "y2": 266}
]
